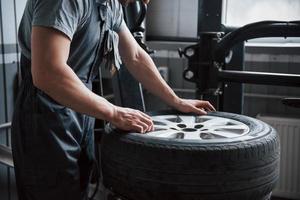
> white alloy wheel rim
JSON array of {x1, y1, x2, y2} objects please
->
[{"x1": 146, "y1": 115, "x2": 250, "y2": 141}]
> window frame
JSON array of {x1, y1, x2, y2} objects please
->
[{"x1": 222, "y1": 0, "x2": 300, "y2": 44}]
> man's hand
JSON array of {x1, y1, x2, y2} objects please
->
[
  {"x1": 173, "y1": 98, "x2": 216, "y2": 115},
  {"x1": 110, "y1": 106, "x2": 154, "y2": 133}
]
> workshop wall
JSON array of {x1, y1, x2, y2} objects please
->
[
  {"x1": 146, "y1": 0, "x2": 198, "y2": 39},
  {"x1": 244, "y1": 46, "x2": 300, "y2": 117},
  {"x1": 0, "y1": 0, "x2": 26, "y2": 200}
]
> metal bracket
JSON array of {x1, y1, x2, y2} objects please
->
[
  {"x1": 0, "y1": 144, "x2": 13, "y2": 168},
  {"x1": 0, "y1": 122, "x2": 13, "y2": 168},
  {"x1": 0, "y1": 122, "x2": 11, "y2": 131}
]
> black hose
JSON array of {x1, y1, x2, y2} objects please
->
[
  {"x1": 88, "y1": 63, "x2": 105, "y2": 200},
  {"x1": 135, "y1": 1, "x2": 147, "y2": 29}
]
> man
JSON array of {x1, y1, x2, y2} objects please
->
[{"x1": 12, "y1": 0, "x2": 215, "y2": 199}]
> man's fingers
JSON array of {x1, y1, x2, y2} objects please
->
[
  {"x1": 126, "y1": 109, "x2": 154, "y2": 133},
  {"x1": 138, "y1": 120, "x2": 149, "y2": 133},
  {"x1": 149, "y1": 123, "x2": 154, "y2": 132},
  {"x1": 205, "y1": 101, "x2": 216, "y2": 111},
  {"x1": 137, "y1": 111, "x2": 154, "y2": 131},
  {"x1": 131, "y1": 124, "x2": 144, "y2": 133},
  {"x1": 198, "y1": 101, "x2": 216, "y2": 112},
  {"x1": 139, "y1": 111, "x2": 153, "y2": 122},
  {"x1": 131, "y1": 121, "x2": 153, "y2": 133},
  {"x1": 199, "y1": 109, "x2": 207, "y2": 115},
  {"x1": 141, "y1": 117, "x2": 154, "y2": 129},
  {"x1": 192, "y1": 106, "x2": 207, "y2": 115},
  {"x1": 206, "y1": 101, "x2": 216, "y2": 111},
  {"x1": 132, "y1": 114, "x2": 152, "y2": 133}
]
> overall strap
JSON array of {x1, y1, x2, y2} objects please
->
[
  {"x1": 86, "y1": 2, "x2": 108, "y2": 83},
  {"x1": 87, "y1": 0, "x2": 122, "y2": 82}
]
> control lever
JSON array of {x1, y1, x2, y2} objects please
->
[{"x1": 178, "y1": 48, "x2": 184, "y2": 58}]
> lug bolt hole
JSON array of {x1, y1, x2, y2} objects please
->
[
  {"x1": 177, "y1": 124, "x2": 187, "y2": 128},
  {"x1": 194, "y1": 124, "x2": 203, "y2": 129}
]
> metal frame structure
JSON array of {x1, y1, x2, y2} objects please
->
[{"x1": 179, "y1": 0, "x2": 300, "y2": 114}]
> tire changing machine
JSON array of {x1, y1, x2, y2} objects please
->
[{"x1": 96, "y1": 0, "x2": 300, "y2": 200}]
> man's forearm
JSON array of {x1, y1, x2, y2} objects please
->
[
  {"x1": 33, "y1": 62, "x2": 116, "y2": 121},
  {"x1": 123, "y1": 47, "x2": 180, "y2": 108}
]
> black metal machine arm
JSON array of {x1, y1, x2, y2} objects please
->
[
  {"x1": 214, "y1": 21, "x2": 300, "y2": 62},
  {"x1": 218, "y1": 69, "x2": 300, "y2": 87},
  {"x1": 214, "y1": 21, "x2": 300, "y2": 110},
  {"x1": 179, "y1": 20, "x2": 300, "y2": 112}
]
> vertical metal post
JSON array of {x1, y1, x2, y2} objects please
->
[
  {"x1": 198, "y1": 0, "x2": 223, "y2": 34},
  {"x1": 196, "y1": 0, "x2": 224, "y2": 110},
  {"x1": 13, "y1": 0, "x2": 20, "y2": 88},
  {"x1": 197, "y1": 0, "x2": 244, "y2": 114},
  {"x1": 221, "y1": 43, "x2": 244, "y2": 114}
]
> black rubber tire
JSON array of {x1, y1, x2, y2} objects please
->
[{"x1": 101, "y1": 111, "x2": 280, "y2": 200}]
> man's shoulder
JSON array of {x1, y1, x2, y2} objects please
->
[{"x1": 33, "y1": 0, "x2": 91, "y2": 10}]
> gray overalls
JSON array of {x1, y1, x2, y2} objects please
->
[{"x1": 12, "y1": 0, "x2": 123, "y2": 199}]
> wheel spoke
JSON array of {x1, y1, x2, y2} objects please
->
[
  {"x1": 195, "y1": 116, "x2": 210, "y2": 123},
  {"x1": 201, "y1": 117, "x2": 230, "y2": 126},
  {"x1": 213, "y1": 125, "x2": 248, "y2": 134},
  {"x1": 152, "y1": 118, "x2": 178, "y2": 129},
  {"x1": 153, "y1": 115, "x2": 181, "y2": 123},
  {"x1": 178, "y1": 116, "x2": 196, "y2": 124},
  {"x1": 210, "y1": 130, "x2": 241, "y2": 138},
  {"x1": 147, "y1": 129, "x2": 179, "y2": 138},
  {"x1": 154, "y1": 125, "x2": 170, "y2": 130},
  {"x1": 183, "y1": 132, "x2": 202, "y2": 140}
]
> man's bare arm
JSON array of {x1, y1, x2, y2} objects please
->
[
  {"x1": 118, "y1": 25, "x2": 215, "y2": 114},
  {"x1": 31, "y1": 26, "x2": 153, "y2": 133}
]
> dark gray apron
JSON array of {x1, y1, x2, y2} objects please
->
[{"x1": 11, "y1": 1, "x2": 121, "y2": 199}]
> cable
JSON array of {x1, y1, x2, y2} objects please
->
[
  {"x1": 88, "y1": 63, "x2": 106, "y2": 200},
  {"x1": 88, "y1": 160, "x2": 101, "y2": 200}
]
